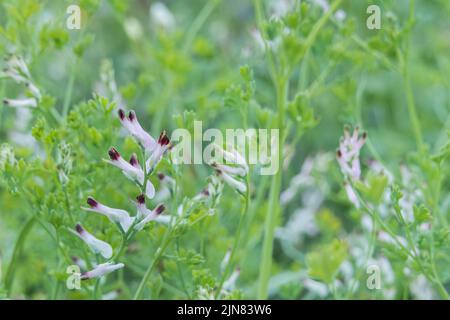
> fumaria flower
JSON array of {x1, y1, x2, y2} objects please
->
[
  {"x1": 118, "y1": 109, "x2": 156, "y2": 152},
  {"x1": 2, "y1": 54, "x2": 41, "y2": 108},
  {"x1": 336, "y1": 126, "x2": 367, "y2": 181},
  {"x1": 3, "y1": 97, "x2": 37, "y2": 108},
  {"x1": 71, "y1": 224, "x2": 113, "y2": 259},
  {"x1": 81, "y1": 262, "x2": 124, "y2": 280},
  {"x1": 145, "y1": 131, "x2": 171, "y2": 170},
  {"x1": 83, "y1": 197, "x2": 135, "y2": 232},
  {"x1": 134, "y1": 194, "x2": 167, "y2": 231},
  {"x1": 209, "y1": 144, "x2": 248, "y2": 194},
  {"x1": 106, "y1": 147, "x2": 156, "y2": 198}
]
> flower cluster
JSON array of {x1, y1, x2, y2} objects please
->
[
  {"x1": 70, "y1": 109, "x2": 171, "y2": 281},
  {"x1": 208, "y1": 144, "x2": 248, "y2": 195},
  {"x1": 336, "y1": 126, "x2": 367, "y2": 181},
  {"x1": 2, "y1": 54, "x2": 41, "y2": 108},
  {"x1": 336, "y1": 126, "x2": 367, "y2": 209}
]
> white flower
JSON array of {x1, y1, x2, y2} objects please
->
[
  {"x1": 153, "y1": 173, "x2": 175, "y2": 202},
  {"x1": 0, "y1": 144, "x2": 17, "y2": 170},
  {"x1": 2, "y1": 54, "x2": 41, "y2": 104},
  {"x1": 71, "y1": 224, "x2": 113, "y2": 259},
  {"x1": 145, "y1": 131, "x2": 171, "y2": 170},
  {"x1": 150, "y1": 2, "x2": 175, "y2": 31},
  {"x1": 118, "y1": 109, "x2": 156, "y2": 153},
  {"x1": 216, "y1": 170, "x2": 247, "y2": 194},
  {"x1": 106, "y1": 147, "x2": 155, "y2": 198},
  {"x1": 211, "y1": 162, "x2": 247, "y2": 177},
  {"x1": 223, "y1": 268, "x2": 240, "y2": 291},
  {"x1": 134, "y1": 195, "x2": 166, "y2": 231},
  {"x1": 4, "y1": 54, "x2": 30, "y2": 78},
  {"x1": 213, "y1": 143, "x2": 249, "y2": 173},
  {"x1": 336, "y1": 126, "x2": 367, "y2": 180},
  {"x1": 209, "y1": 145, "x2": 247, "y2": 194},
  {"x1": 71, "y1": 256, "x2": 88, "y2": 270},
  {"x1": 102, "y1": 289, "x2": 122, "y2": 300},
  {"x1": 343, "y1": 181, "x2": 360, "y2": 209},
  {"x1": 3, "y1": 97, "x2": 37, "y2": 108},
  {"x1": 83, "y1": 197, "x2": 135, "y2": 232},
  {"x1": 220, "y1": 249, "x2": 231, "y2": 273},
  {"x1": 303, "y1": 278, "x2": 328, "y2": 298},
  {"x1": 26, "y1": 82, "x2": 41, "y2": 100},
  {"x1": 410, "y1": 275, "x2": 435, "y2": 300},
  {"x1": 124, "y1": 18, "x2": 143, "y2": 41},
  {"x1": 81, "y1": 262, "x2": 124, "y2": 280}
]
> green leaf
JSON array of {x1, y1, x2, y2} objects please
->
[{"x1": 306, "y1": 239, "x2": 348, "y2": 284}]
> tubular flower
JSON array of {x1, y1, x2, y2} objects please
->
[
  {"x1": 118, "y1": 109, "x2": 156, "y2": 152},
  {"x1": 336, "y1": 126, "x2": 367, "y2": 181},
  {"x1": 2, "y1": 54, "x2": 41, "y2": 108},
  {"x1": 71, "y1": 224, "x2": 113, "y2": 259},
  {"x1": 134, "y1": 194, "x2": 167, "y2": 231},
  {"x1": 145, "y1": 131, "x2": 171, "y2": 170},
  {"x1": 2, "y1": 98, "x2": 37, "y2": 108},
  {"x1": 81, "y1": 262, "x2": 124, "y2": 280},
  {"x1": 343, "y1": 181, "x2": 360, "y2": 209},
  {"x1": 209, "y1": 144, "x2": 248, "y2": 194},
  {"x1": 154, "y1": 173, "x2": 175, "y2": 202},
  {"x1": 106, "y1": 147, "x2": 155, "y2": 198},
  {"x1": 83, "y1": 197, "x2": 135, "y2": 232},
  {"x1": 216, "y1": 170, "x2": 247, "y2": 194},
  {"x1": 223, "y1": 268, "x2": 240, "y2": 291}
]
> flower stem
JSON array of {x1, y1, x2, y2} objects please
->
[
  {"x1": 257, "y1": 78, "x2": 287, "y2": 299},
  {"x1": 4, "y1": 216, "x2": 35, "y2": 296}
]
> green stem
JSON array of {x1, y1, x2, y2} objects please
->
[
  {"x1": 257, "y1": 78, "x2": 287, "y2": 299},
  {"x1": 4, "y1": 216, "x2": 35, "y2": 295},
  {"x1": 182, "y1": 0, "x2": 221, "y2": 54},
  {"x1": 62, "y1": 58, "x2": 76, "y2": 117},
  {"x1": 133, "y1": 228, "x2": 173, "y2": 299},
  {"x1": 215, "y1": 185, "x2": 249, "y2": 298}
]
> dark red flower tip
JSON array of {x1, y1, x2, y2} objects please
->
[
  {"x1": 155, "y1": 204, "x2": 165, "y2": 215},
  {"x1": 108, "y1": 147, "x2": 120, "y2": 161},
  {"x1": 157, "y1": 173, "x2": 165, "y2": 180},
  {"x1": 80, "y1": 272, "x2": 89, "y2": 280},
  {"x1": 71, "y1": 256, "x2": 79, "y2": 263},
  {"x1": 201, "y1": 189, "x2": 210, "y2": 196},
  {"x1": 158, "y1": 131, "x2": 170, "y2": 146},
  {"x1": 118, "y1": 109, "x2": 126, "y2": 120},
  {"x1": 336, "y1": 150, "x2": 342, "y2": 158},
  {"x1": 136, "y1": 194, "x2": 145, "y2": 204},
  {"x1": 87, "y1": 196, "x2": 98, "y2": 208},
  {"x1": 75, "y1": 223, "x2": 84, "y2": 234},
  {"x1": 362, "y1": 132, "x2": 368, "y2": 139},
  {"x1": 129, "y1": 154, "x2": 139, "y2": 167},
  {"x1": 128, "y1": 110, "x2": 136, "y2": 121}
]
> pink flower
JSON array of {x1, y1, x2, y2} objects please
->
[{"x1": 336, "y1": 126, "x2": 367, "y2": 180}]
